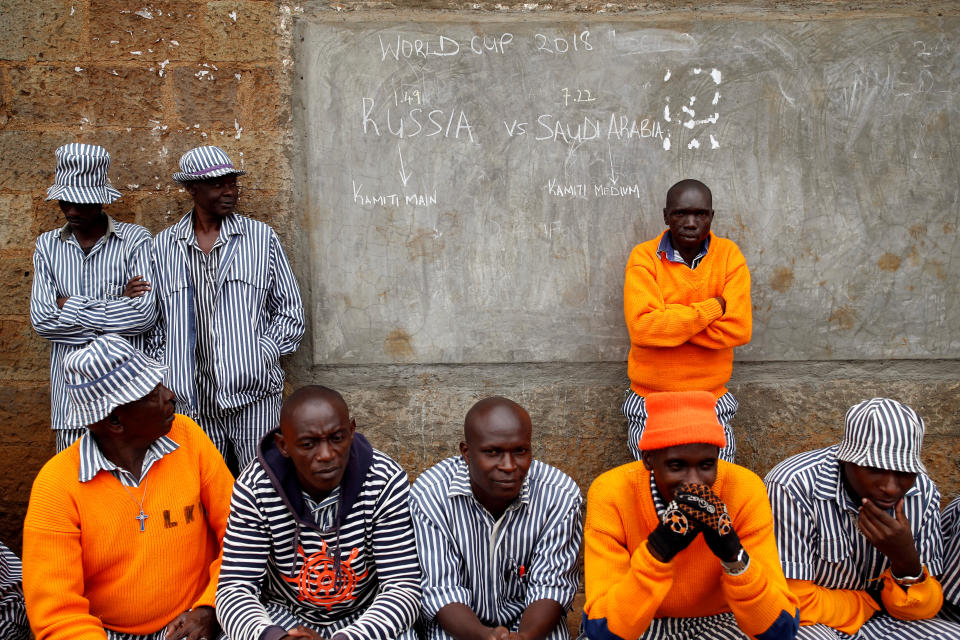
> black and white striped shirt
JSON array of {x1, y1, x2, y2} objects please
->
[
  {"x1": 765, "y1": 445, "x2": 943, "y2": 588},
  {"x1": 216, "y1": 438, "x2": 421, "y2": 640},
  {"x1": 30, "y1": 218, "x2": 157, "y2": 429},
  {"x1": 940, "y1": 497, "x2": 960, "y2": 621},
  {"x1": 409, "y1": 457, "x2": 583, "y2": 637},
  {"x1": 147, "y1": 212, "x2": 304, "y2": 417}
]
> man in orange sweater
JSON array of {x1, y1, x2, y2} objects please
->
[
  {"x1": 583, "y1": 391, "x2": 798, "y2": 640},
  {"x1": 623, "y1": 179, "x2": 751, "y2": 462},
  {"x1": 22, "y1": 335, "x2": 235, "y2": 640},
  {"x1": 765, "y1": 398, "x2": 960, "y2": 639}
]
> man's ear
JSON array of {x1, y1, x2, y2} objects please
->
[
  {"x1": 663, "y1": 209, "x2": 669, "y2": 225},
  {"x1": 459, "y1": 441, "x2": 469, "y2": 460},
  {"x1": 275, "y1": 431, "x2": 289, "y2": 458},
  {"x1": 640, "y1": 450, "x2": 655, "y2": 471},
  {"x1": 348, "y1": 417, "x2": 356, "y2": 436}
]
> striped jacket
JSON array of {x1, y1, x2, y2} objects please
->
[
  {"x1": 765, "y1": 445, "x2": 945, "y2": 631},
  {"x1": 30, "y1": 218, "x2": 157, "y2": 429},
  {"x1": 147, "y1": 212, "x2": 304, "y2": 416},
  {"x1": 409, "y1": 457, "x2": 582, "y2": 638},
  {"x1": 941, "y1": 497, "x2": 960, "y2": 621},
  {"x1": 216, "y1": 430, "x2": 421, "y2": 640}
]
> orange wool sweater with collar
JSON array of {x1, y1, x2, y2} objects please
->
[
  {"x1": 624, "y1": 230, "x2": 752, "y2": 397},
  {"x1": 22, "y1": 415, "x2": 235, "y2": 640},
  {"x1": 583, "y1": 460, "x2": 798, "y2": 640}
]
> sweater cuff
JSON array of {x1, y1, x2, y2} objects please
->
[
  {"x1": 632, "y1": 539, "x2": 674, "y2": 579},
  {"x1": 700, "y1": 296, "x2": 724, "y2": 320},
  {"x1": 880, "y1": 567, "x2": 943, "y2": 620}
]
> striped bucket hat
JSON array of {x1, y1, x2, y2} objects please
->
[
  {"x1": 836, "y1": 397, "x2": 926, "y2": 474},
  {"x1": 45, "y1": 143, "x2": 122, "y2": 204},
  {"x1": 173, "y1": 145, "x2": 245, "y2": 184},
  {"x1": 63, "y1": 335, "x2": 168, "y2": 428}
]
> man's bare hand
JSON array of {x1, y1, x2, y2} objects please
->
[
  {"x1": 123, "y1": 275, "x2": 152, "y2": 298},
  {"x1": 56, "y1": 296, "x2": 69, "y2": 309},
  {"x1": 858, "y1": 498, "x2": 922, "y2": 578},
  {"x1": 714, "y1": 296, "x2": 726, "y2": 314},
  {"x1": 164, "y1": 606, "x2": 217, "y2": 640}
]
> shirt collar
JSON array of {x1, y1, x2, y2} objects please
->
[
  {"x1": 813, "y1": 445, "x2": 921, "y2": 510},
  {"x1": 657, "y1": 230, "x2": 710, "y2": 267},
  {"x1": 177, "y1": 210, "x2": 242, "y2": 240},
  {"x1": 58, "y1": 215, "x2": 118, "y2": 243},
  {"x1": 78, "y1": 430, "x2": 180, "y2": 485},
  {"x1": 650, "y1": 471, "x2": 667, "y2": 516},
  {"x1": 446, "y1": 456, "x2": 531, "y2": 510}
]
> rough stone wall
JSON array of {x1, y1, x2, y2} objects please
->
[{"x1": 1, "y1": 0, "x2": 958, "y2": 558}]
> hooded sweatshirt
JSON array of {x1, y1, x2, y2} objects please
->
[{"x1": 215, "y1": 429, "x2": 421, "y2": 640}]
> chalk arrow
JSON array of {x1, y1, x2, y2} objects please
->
[
  {"x1": 398, "y1": 145, "x2": 411, "y2": 187},
  {"x1": 608, "y1": 145, "x2": 619, "y2": 185}
]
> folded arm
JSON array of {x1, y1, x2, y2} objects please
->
[{"x1": 623, "y1": 258, "x2": 723, "y2": 348}]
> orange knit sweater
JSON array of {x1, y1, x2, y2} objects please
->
[
  {"x1": 583, "y1": 460, "x2": 798, "y2": 640},
  {"x1": 23, "y1": 415, "x2": 235, "y2": 639},
  {"x1": 624, "y1": 230, "x2": 751, "y2": 397},
  {"x1": 788, "y1": 567, "x2": 944, "y2": 634}
]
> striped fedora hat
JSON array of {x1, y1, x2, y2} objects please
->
[
  {"x1": 836, "y1": 397, "x2": 926, "y2": 474},
  {"x1": 63, "y1": 335, "x2": 168, "y2": 429},
  {"x1": 46, "y1": 143, "x2": 122, "y2": 204},
  {"x1": 173, "y1": 145, "x2": 246, "y2": 184}
]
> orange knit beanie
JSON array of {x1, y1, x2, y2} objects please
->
[{"x1": 638, "y1": 390, "x2": 727, "y2": 451}]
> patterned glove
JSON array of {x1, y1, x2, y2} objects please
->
[
  {"x1": 647, "y1": 496, "x2": 701, "y2": 562},
  {"x1": 672, "y1": 483, "x2": 742, "y2": 562}
]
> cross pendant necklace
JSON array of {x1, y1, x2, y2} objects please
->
[{"x1": 120, "y1": 474, "x2": 150, "y2": 533}]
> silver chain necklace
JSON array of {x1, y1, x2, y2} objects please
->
[{"x1": 119, "y1": 474, "x2": 150, "y2": 533}]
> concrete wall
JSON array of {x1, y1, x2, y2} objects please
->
[{"x1": 1, "y1": 1, "x2": 958, "y2": 555}]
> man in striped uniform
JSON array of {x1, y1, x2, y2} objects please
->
[
  {"x1": 22, "y1": 335, "x2": 235, "y2": 640},
  {"x1": 583, "y1": 390, "x2": 799, "y2": 640},
  {"x1": 622, "y1": 179, "x2": 751, "y2": 463},
  {"x1": 939, "y1": 497, "x2": 960, "y2": 622},
  {"x1": 31, "y1": 143, "x2": 157, "y2": 451},
  {"x1": 765, "y1": 397, "x2": 960, "y2": 639},
  {"x1": 149, "y1": 146, "x2": 304, "y2": 473},
  {"x1": 216, "y1": 386, "x2": 421, "y2": 640},
  {"x1": 410, "y1": 397, "x2": 584, "y2": 640}
]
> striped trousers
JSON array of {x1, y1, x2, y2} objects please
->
[
  {"x1": 580, "y1": 613, "x2": 750, "y2": 639},
  {"x1": 623, "y1": 390, "x2": 738, "y2": 462},
  {"x1": 197, "y1": 392, "x2": 281, "y2": 474},
  {"x1": 263, "y1": 601, "x2": 419, "y2": 640},
  {"x1": 795, "y1": 615, "x2": 960, "y2": 639}
]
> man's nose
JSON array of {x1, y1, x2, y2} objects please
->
[
  {"x1": 681, "y1": 213, "x2": 698, "y2": 227},
  {"x1": 878, "y1": 472, "x2": 900, "y2": 494},
  {"x1": 499, "y1": 453, "x2": 517, "y2": 472},
  {"x1": 314, "y1": 441, "x2": 335, "y2": 461}
]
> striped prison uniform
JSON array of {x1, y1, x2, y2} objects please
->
[
  {"x1": 216, "y1": 431, "x2": 421, "y2": 640},
  {"x1": 409, "y1": 456, "x2": 583, "y2": 640},
  {"x1": 148, "y1": 211, "x2": 304, "y2": 470},
  {"x1": 939, "y1": 497, "x2": 960, "y2": 622},
  {"x1": 765, "y1": 446, "x2": 960, "y2": 639},
  {"x1": 0, "y1": 542, "x2": 29, "y2": 640},
  {"x1": 30, "y1": 217, "x2": 157, "y2": 449},
  {"x1": 624, "y1": 389, "x2": 738, "y2": 463}
]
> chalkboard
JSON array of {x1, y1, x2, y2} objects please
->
[{"x1": 295, "y1": 17, "x2": 960, "y2": 365}]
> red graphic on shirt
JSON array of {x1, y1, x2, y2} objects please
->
[{"x1": 282, "y1": 541, "x2": 367, "y2": 611}]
